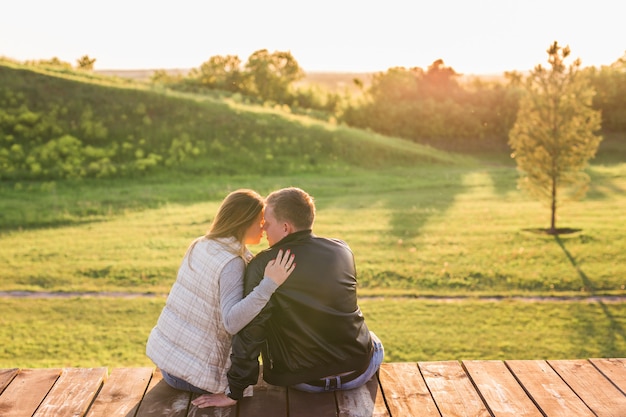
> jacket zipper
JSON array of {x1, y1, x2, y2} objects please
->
[{"x1": 265, "y1": 340, "x2": 274, "y2": 369}]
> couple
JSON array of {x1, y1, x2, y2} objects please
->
[{"x1": 146, "y1": 187, "x2": 384, "y2": 408}]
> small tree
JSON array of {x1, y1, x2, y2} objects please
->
[
  {"x1": 76, "y1": 55, "x2": 96, "y2": 70},
  {"x1": 509, "y1": 41, "x2": 602, "y2": 234}
]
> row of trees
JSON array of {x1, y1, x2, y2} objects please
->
[
  {"x1": 342, "y1": 61, "x2": 520, "y2": 151},
  {"x1": 17, "y1": 48, "x2": 625, "y2": 154},
  {"x1": 344, "y1": 53, "x2": 625, "y2": 152},
  {"x1": 21, "y1": 55, "x2": 97, "y2": 70},
  {"x1": 153, "y1": 49, "x2": 308, "y2": 106},
  {"x1": 149, "y1": 48, "x2": 625, "y2": 153}
]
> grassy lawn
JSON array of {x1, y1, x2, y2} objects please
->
[
  {"x1": 1, "y1": 162, "x2": 625, "y2": 366},
  {"x1": 1, "y1": 297, "x2": 624, "y2": 368},
  {"x1": 1, "y1": 163, "x2": 625, "y2": 297},
  {"x1": 362, "y1": 297, "x2": 626, "y2": 362}
]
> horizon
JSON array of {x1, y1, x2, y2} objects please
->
[{"x1": 1, "y1": 0, "x2": 624, "y2": 75}]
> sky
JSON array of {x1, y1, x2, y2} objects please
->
[{"x1": 1, "y1": 0, "x2": 625, "y2": 75}]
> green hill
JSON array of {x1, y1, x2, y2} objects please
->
[{"x1": 0, "y1": 62, "x2": 465, "y2": 181}]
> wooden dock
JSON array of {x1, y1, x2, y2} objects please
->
[{"x1": 1, "y1": 359, "x2": 625, "y2": 416}]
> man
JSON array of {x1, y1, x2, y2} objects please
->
[{"x1": 193, "y1": 187, "x2": 383, "y2": 408}]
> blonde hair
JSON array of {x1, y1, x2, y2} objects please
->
[
  {"x1": 266, "y1": 187, "x2": 315, "y2": 230},
  {"x1": 188, "y1": 189, "x2": 264, "y2": 261}
]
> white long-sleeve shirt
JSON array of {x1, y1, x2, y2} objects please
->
[{"x1": 220, "y1": 256, "x2": 278, "y2": 334}]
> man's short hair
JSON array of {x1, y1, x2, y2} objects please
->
[{"x1": 266, "y1": 187, "x2": 315, "y2": 230}]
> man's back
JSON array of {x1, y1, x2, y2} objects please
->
[{"x1": 227, "y1": 230, "x2": 373, "y2": 395}]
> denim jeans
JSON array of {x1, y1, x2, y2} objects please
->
[
  {"x1": 291, "y1": 331, "x2": 384, "y2": 393},
  {"x1": 161, "y1": 370, "x2": 212, "y2": 394}
]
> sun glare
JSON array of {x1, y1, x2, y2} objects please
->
[{"x1": 0, "y1": 0, "x2": 624, "y2": 74}]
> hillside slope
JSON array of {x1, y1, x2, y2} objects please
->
[{"x1": 0, "y1": 63, "x2": 465, "y2": 181}]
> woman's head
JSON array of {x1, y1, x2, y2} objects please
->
[{"x1": 207, "y1": 189, "x2": 265, "y2": 245}]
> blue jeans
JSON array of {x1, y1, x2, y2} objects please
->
[
  {"x1": 291, "y1": 331, "x2": 384, "y2": 393},
  {"x1": 161, "y1": 370, "x2": 211, "y2": 394}
]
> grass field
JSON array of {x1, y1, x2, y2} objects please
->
[
  {"x1": 1, "y1": 62, "x2": 625, "y2": 368},
  {"x1": 1, "y1": 296, "x2": 624, "y2": 368},
  {"x1": 1, "y1": 160, "x2": 625, "y2": 367},
  {"x1": 2, "y1": 163, "x2": 625, "y2": 297}
]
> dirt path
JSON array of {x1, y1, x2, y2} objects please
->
[
  {"x1": 1, "y1": 291, "x2": 625, "y2": 303},
  {"x1": 0, "y1": 291, "x2": 163, "y2": 299}
]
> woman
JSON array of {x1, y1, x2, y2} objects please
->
[{"x1": 146, "y1": 189, "x2": 295, "y2": 395}]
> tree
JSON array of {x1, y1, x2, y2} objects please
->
[
  {"x1": 244, "y1": 49, "x2": 304, "y2": 103},
  {"x1": 195, "y1": 54, "x2": 244, "y2": 92},
  {"x1": 368, "y1": 66, "x2": 422, "y2": 103},
  {"x1": 420, "y1": 59, "x2": 461, "y2": 100},
  {"x1": 76, "y1": 55, "x2": 96, "y2": 70},
  {"x1": 509, "y1": 41, "x2": 602, "y2": 234},
  {"x1": 588, "y1": 51, "x2": 626, "y2": 133}
]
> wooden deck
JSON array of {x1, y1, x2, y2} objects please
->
[{"x1": 1, "y1": 359, "x2": 625, "y2": 416}]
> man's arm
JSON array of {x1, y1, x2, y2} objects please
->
[
  {"x1": 226, "y1": 254, "x2": 274, "y2": 400},
  {"x1": 191, "y1": 302, "x2": 275, "y2": 408},
  {"x1": 225, "y1": 306, "x2": 272, "y2": 399}
]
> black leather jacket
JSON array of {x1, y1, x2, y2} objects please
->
[{"x1": 226, "y1": 230, "x2": 373, "y2": 400}]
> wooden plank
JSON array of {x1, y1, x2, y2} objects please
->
[
  {"x1": 336, "y1": 374, "x2": 389, "y2": 417},
  {"x1": 34, "y1": 367, "x2": 107, "y2": 417},
  {"x1": 590, "y1": 358, "x2": 626, "y2": 394},
  {"x1": 463, "y1": 360, "x2": 542, "y2": 417},
  {"x1": 2, "y1": 360, "x2": 625, "y2": 417},
  {"x1": 419, "y1": 360, "x2": 490, "y2": 417},
  {"x1": 548, "y1": 359, "x2": 626, "y2": 417},
  {"x1": 506, "y1": 360, "x2": 595, "y2": 417},
  {"x1": 237, "y1": 367, "x2": 287, "y2": 417},
  {"x1": 377, "y1": 362, "x2": 439, "y2": 416},
  {"x1": 0, "y1": 368, "x2": 19, "y2": 395},
  {"x1": 86, "y1": 367, "x2": 154, "y2": 417},
  {"x1": 135, "y1": 369, "x2": 192, "y2": 417},
  {"x1": 0, "y1": 368, "x2": 61, "y2": 417},
  {"x1": 288, "y1": 388, "x2": 337, "y2": 417}
]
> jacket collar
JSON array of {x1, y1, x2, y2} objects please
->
[{"x1": 272, "y1": 229, "x2": 312, "y2": 247}]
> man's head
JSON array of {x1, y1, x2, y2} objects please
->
[{"x1": 263, "y1": 187, "x2": 315, "y2": 246}]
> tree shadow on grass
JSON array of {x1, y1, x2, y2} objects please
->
[
  {"x1": 386, "y1": 168, "x2": 467, "y2": 240},
  {"x1": 555, "y1": 236, "x2": 594, "y2": 291},
  {"x1": 523, "y1": 228, "x2": 582, "y2": 235},
  {"x1": 586, "y1": 167, "x2": 626, "y2": 200},
  {"x1": 555, "y1": 236, "x2": 625, "y2": 356}
]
